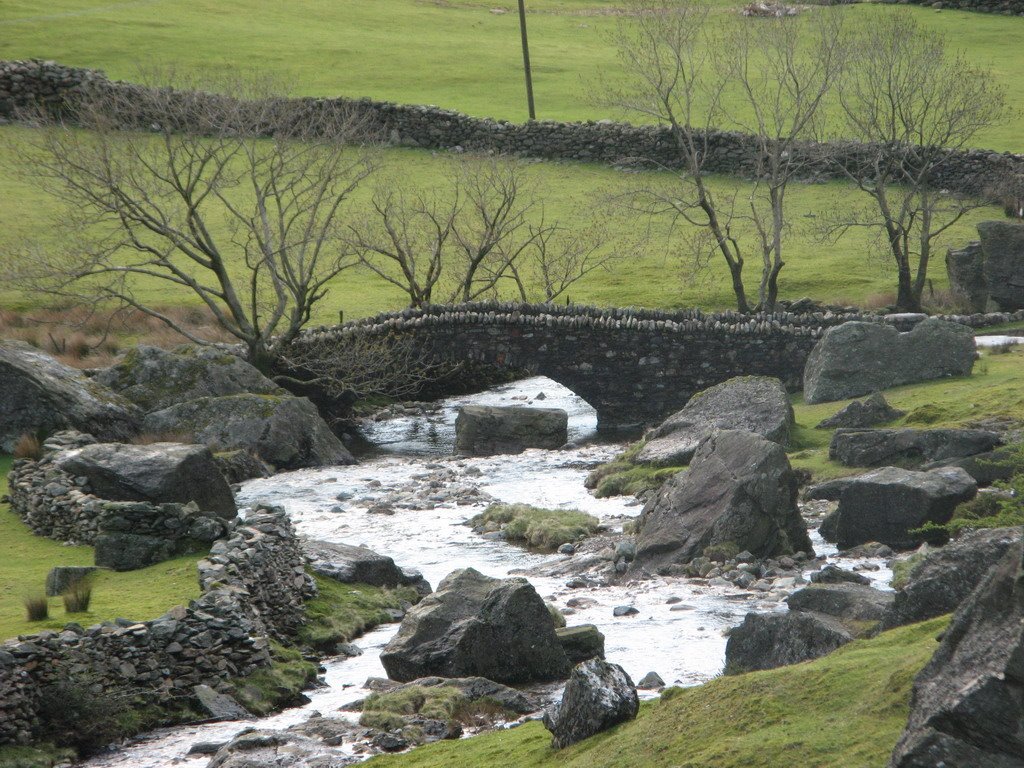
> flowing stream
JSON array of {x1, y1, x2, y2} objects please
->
[{"x1": 86, "y1": 377, "x2": 893, "y2": 768}]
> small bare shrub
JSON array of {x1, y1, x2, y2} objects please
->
[
  {"x1": 13, "y1": 433, "x2": 43, "y2": 460},
  {"x1": 24, "y1": 594, "x2": 49, "y2": 621},
  {"x1": 62, "y1": 579, "x2": 93, "y2": 613}
]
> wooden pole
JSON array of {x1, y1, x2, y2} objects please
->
[{"x1": 517, "y1": 0, "x2": 536, "y2": 120}]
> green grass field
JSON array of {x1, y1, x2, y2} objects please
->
[
  {"x1": 366, "y1": 616, "x2": 949, "y2": 768},
  {"x1": 1, "y1": 0, "x2": 1022, "y2": 152},
  {"x1": 0, "y1": 455, "x2": 202, "y2": 640}
]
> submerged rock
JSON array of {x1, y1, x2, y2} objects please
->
[
  {"x1": 454, "y1": 405, "x2": 568, "y2": 456},
  {"x1": 543, "y1": 659, "x2": 639, "y2": 749},
  {"x1": 635, "y1": 376, "x2": 793, "y2": 467},
  {"x1": 888, "y1": 539, "x2": 1024, "y2": 767},
  {"x1": 380, "y1": 568, "x2": 571, "y2": 684},
  {"x1": 803, "y1": 319, "x2": 974, "y2": 404},
  {"x1": 632, "y1": 430, "x2": 812, "y2": 571},
  {"x1": 0, "y1": 340, "x2": 140, "y2": 452}
]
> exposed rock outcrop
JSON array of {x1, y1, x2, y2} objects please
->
[
  {"x1": 879, "y1": 527, "x2": 1023, "y2": 631},
  {"x1": 542, "y1": 660, "x2": 639, "y2": 749},
  {"x1": 143, "y1": 393, "x2": 354, "y2": 470},
  {"x1": 634, "y1": 376, "x2": 793, "y2": 467},
  {"x1": 633, "y1": 430, "x2": 813, "y2": 571},
  {"x1": 0, "y1": 340, "x2": 139, "y2": 452},
  {"x1": 803, "y1": 320, "x2": 975, "y2": 404},
  {"x1": 454, "y1": 405, "x2": 568, "y2": 456},
  {"x1": 816, "y1": 393, "x2": 906, "y2": 430},
  {"x1": 808, "y1": 467, "x2": 977, "y2": 550},
  {"x1": 829, "y1": 427, "x2": 1001, "y2": 468},
  {"x1": 888, "y1": 539, "x2": 1024, "y2": 767},
  {"x1": 380, "y1": 568, "x2": 571, "y2": 684}
]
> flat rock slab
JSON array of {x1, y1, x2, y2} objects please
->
[
  {"x1": 57, "y1": 441, "x2": 237, "y2": 519},
  {"x1": 192, "y1": 684, "x2": 252, "y2": 722},
  {"x1": 725, "y1": 611, "x2": 853, "y2": 673},
  {"x1": 829, "y1": 428, "x2": 1001, "y2": 468},
  {"x1": 303, "y1": 539, "x2": 431, "y2": 595},
  {"x1": 454, "y1": 405, "x2": 568, "y2": 456},
  {"x1": 786, "y1": 583, "x2": 894, "y2": 624},
  {"x1": 635, "y1": 376, "x2": 793, "y2": 467},
  {"x1": 633, "y1": 430, "x2": 813, "y2": 571},
  {"x1": 0, "y1": 340, "x2": 140, "y2": 452},
  {"x1": 810, "y1": 466, "x2": 977, "y2": 551},
  {"x1": 803, "y1": 319, "x2": 974, "y2": 405}
]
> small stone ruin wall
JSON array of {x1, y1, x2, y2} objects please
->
[
  {"x1": 0, "y1": 506, "x2": 314, "y2": 746},
  {"x1": 1, "y1": 60, "x2": 1021, "y2": 200}
]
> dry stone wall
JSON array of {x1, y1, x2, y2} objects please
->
[
  {"x1": 0, "y1": 505, "x2": 312, "y2": 746},
  {"x1": 902, "y1": 0, "x2": 1024, "y2": 13},
  {"x1": 1, "y1": 60, "x2": 1021, "y2": 199},
  {"x1": 295, "y1": 302, "x2": 1024, "y2": 430}
]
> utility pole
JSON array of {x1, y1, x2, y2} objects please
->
[{"x1": 517, "y1": 0, "x2": 536, "y2": 120}]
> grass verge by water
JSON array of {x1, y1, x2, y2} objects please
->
[
  {"x1": 366, "y1": 616, "x2": 948, "y2": 768},
  {"x1": 467, "y1": 503, "x2": 601, "y2": 551},
  {"x1": 0, "y1": 455, "x2": 202, "y2": 640}
]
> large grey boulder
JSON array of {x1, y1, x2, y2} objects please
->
[
  {"x1": 879, "y1": 527, "x2": 1023, "y2": 631},
  {"x1": 945, "y1": 241, "x2": 988, "y2": 313},
  {"x1": 829, "y1": 428, "x2": 1001, "y2": 468},
  {"x1": 56, "y1": 442, "x2": 237, "y2": 519},
  {"x1": 0, "y1": 340, "x2": 140, "y2": 452},
  {"x1": 786, "y1": 583, "x2": 894, "y2": 624},
  {"x1": 303, "y1": 540, "x2": 431, "y2": 596},
  {"x1": 95, "y1": 345, "x2": 283, "y2": 413},
  {"x1": 635, "y1": 376, "x2": 793, "y2": 467},
  {"x1": 454, "y1": 405, "x2": 568, "y2": 456},
  {"x1": 143, "y1": 393, "x2": 354, "y2": 470},
  {"x1": 808, "y1": 466, "x2": 977, "y2": 551},
  {"x1": 632, "y1": 430, "x2": 813, "y2": 571},
  {"x1": 379, "y1": 568, "x2": 571, "y2": 684},
  {"x1": 542, "y1": 659, "x2": 639, "y2": 749},
  {"x1": 802, "y1": 319, "x2": 975, "y2": 404},
  {"x1": 724, "y1": 611, "x2": 854, "y2": 673},
  {"x1": 816, "y1": 393, "x2": 906, "y2": 430},
  {"x1": 888, "y1": 539, "x2": 1024, "y2": 767},
  {"x1": 977, "y1": 220, "x2": 1024, "y2": 311}
]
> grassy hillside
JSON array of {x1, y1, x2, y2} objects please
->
[
  {"x1": 367, "y1": 616, "x2": 948, "y2": 768},
  {"x1": 0, "y1": 455, "x2": 202, "y2": 640},
  {"x1": 0, "y1": 130, "x2": 1002, "y2": 320},
  {"x1": 1, "y1": 0, "x2": 1021, "y2": 152}
]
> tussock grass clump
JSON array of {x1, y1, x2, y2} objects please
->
[
  {"x1": 468, "y1": 503, "x2": 600, "y2": 552},
  {"x1": 62, "y1": 579, "x2": 93, "y2": 613},
  {"x1": 12, "y1": 433, "x2": 43, "y2": 461},
  {"x1": 23, "y1": 594, "x2": 49, "y2": 622}
]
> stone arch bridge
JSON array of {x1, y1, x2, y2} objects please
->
[{"x1": 295, "y1": 302, "x2": 897, "y2": 432}]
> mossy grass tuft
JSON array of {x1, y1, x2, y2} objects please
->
[
  {"x1": 360, "y1": 685, "x2": 516, "y2": 732},
  {"x1": 22, "y1": 594, "x2": 48, "y2": 622},
  {"x1": 61, "y1": 579, "x2": 93, "y2": 613},
  {"x1": 468, "y1": 503, "x2": 600, "y2": 551}
]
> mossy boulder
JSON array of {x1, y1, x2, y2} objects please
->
[
  {"x1": 95, "y1": 345, "x2": 283, "y2": 413},
  {"x1": 0, "y1": 340, "x2": 140, "y2": 452},
  {"x1": 467, "y1": 504, "x2": 600, "y2": 552},
  {"x1": 142, "y1": 393, "x2": 354, "y2": 470}
]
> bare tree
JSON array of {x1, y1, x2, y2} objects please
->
[
  {"x1": 727, "y1": 10, "x2": 845, "y2": 310},
  {"x1": 4, "y1": 77, "x2": 376, "y2": 371},
  {"x1": 348, "y1": 155, "x2": 614, "y2": 306},
  {"x1": 608, "y1": 0, "x2": 752, "y2": 312},
  {"x1": 824, "y1": 12, "x2": 1008, "y2": 312}
]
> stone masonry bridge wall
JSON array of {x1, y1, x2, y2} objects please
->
[
  {"x1": 294, "y1": 302, "x2": 1024, "y2": 431},
  {"x1": 0, "y1": 60, "x2": 1021, "y2": 199}
]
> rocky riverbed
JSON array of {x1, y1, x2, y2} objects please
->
[{"x1": 83, "y1": 377, "x2": 894, "y2": 768}]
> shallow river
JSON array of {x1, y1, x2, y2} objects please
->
[{"x1": 86, "y1": 377, "x2": 893, "y2": 768}]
